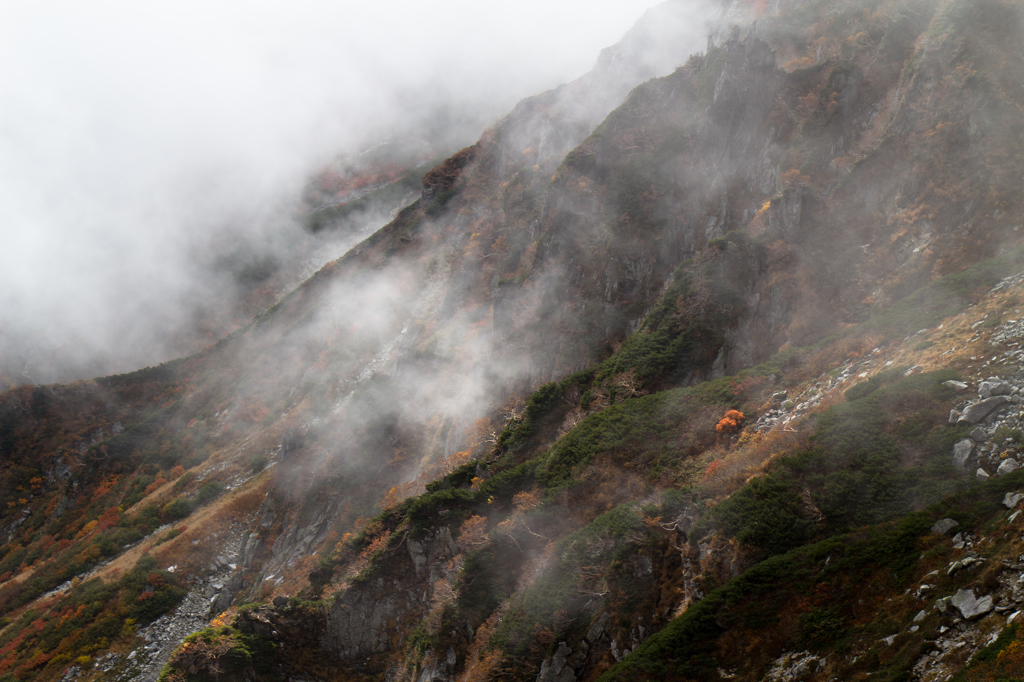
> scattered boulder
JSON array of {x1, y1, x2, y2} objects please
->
[
  {"x1": 977, "y1": 468, "x2": 991, "y2": 481},
  {"x1": 950, "y1": 589, "x2": 994, "y2": 620},
  {"x1": 944, "y1": 380, "x2": 969, "y2": 391},
  {"x1": 1003, "y1": 492, "x2": 1023, "y2": 509},
  {"x1": 953, "y1": 440, "x2": 975, "y2": 468},
  {"x1": 764, "y1": 651, "x2": 824, "y2": 681},
  {"x1": 980, "y1": 381, "x2": 1012, "y2": 398},
  {"x1": 998, "y1": 459, "x2": 1020, "y2": 476},
  {"x1": 931, "y1": 518, "x2": 959, "y2": 535},
  {"x1": 959, "y1": 396, "x2": 1010, "y2": 424}
]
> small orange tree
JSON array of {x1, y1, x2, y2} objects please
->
[{"x1": 716, "y1": 410, "x2": 745, "y2": 435}]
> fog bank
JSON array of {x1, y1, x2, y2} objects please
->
[{"x1": 0, "y1": 0, "x2": 692, "y2": 385}]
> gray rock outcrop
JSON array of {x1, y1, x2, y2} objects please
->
[
  {"x1": 322, "y1": 525, "x2": 458, "y2": 662},
  {"x1": 536, "y1": 642, "x2": 579, "y2": 682}
]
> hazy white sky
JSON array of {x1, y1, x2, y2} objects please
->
[{"x1": 0, "y1": 0, "x2": 664, "y2": 380}]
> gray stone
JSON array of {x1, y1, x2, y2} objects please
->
[
  {"x1": 913, "y1": 609, "x2": 926, "y2": 622},
  {"x1": 536, "y1": 642, "x2": 574, "y2": 682},
  {"x1": 258, "y1": 497, "x2": 276, "y2": 531},
  {"x1": 408, "y1": 538, "x2": 427, "y2": 577},
  {"x1": 978, "y1": 468, "x2": 991, "y2": 481},
  {"x1": 932, "y1": 518, "x2": 959, "y2": 535},
  {"x1": 971, "y1": 427, "x2": 989, "y2": 442},
  {"x1": 959, "y1": 396, "x2": 1011, "y2": 424},
  {"x1": 950, "y1": 588, "x2": 994, "y2": 619},
  {"x1": 323, "y1": 587, "x2": 410, "y2": 659},
  {"x1": 567, "y1": 641, "x2": 589, "y2": 670},
  {"x1": 953, "y1": 439, "x2": 975, "y2": 468},
  {"x1": 950, "y1": 410, "x2": 962, "y2": 425},
  {"x1": 417, "y1": 654, "x2": 449, "y2": 682},
  {"x1": 944, "y1": 380, "x2": 970, "y2": 391},
  {"x1": 210, "y1": 591, "x2": 234, "y2": 617},
  {"x1": 998, "y1": 459, "x2": 1021, "y2": 476},
  {"x1": 980, "y1": 381, "x2": 1012, "y2": 398},
  {"x1": 586, "y1": 612, "x2": 611, "y2": 644},
  {"x1": 238, "y1": 532, "x2": 262, "y2": 568},
  {"x1": 1003, "y1": 492, "x2": 1024, "y2": 509},
  {"x1": 551, "y1": 642, "x2": 571, "y2": 672},
  {"x1": 556, "y1": 667, "x2": 576, "y2": 682}
]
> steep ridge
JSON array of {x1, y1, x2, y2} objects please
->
[
  {"x1": 1, "y1": 0, "x2": 1024, "y2": 681},
  {"x1": 0, "y1": 2, "x2": 726, "y2": 680}
]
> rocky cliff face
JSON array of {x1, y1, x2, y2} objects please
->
[{"x1": 4, "y1": 1, "x2": 1024, "y2": 681}]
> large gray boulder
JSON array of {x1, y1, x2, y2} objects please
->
[
  {"x1": 950, "y1": 589, "x2": 994, "y2": 620},
  {"x1": 959, "y1": 397, "x2": 1010, "y2": 424},
  {"x1": 998, "y1": 459, "x2": 1021, "y2": 476},
  {"x1": 979, "y1": 380, "x2": 1012, "y2": 398},
  {"x1": 953, "y1": 439, "x2": 975, "y2": 468}
]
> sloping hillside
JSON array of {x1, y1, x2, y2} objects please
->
[{"x1": 1, "y1": 0, "x2": 1024, "y2": 681}]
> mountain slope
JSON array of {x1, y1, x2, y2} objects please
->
[{"x1": 2, "y1": 0, "x2": 1024, "y2": 681}]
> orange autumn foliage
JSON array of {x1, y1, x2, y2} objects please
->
[
  {"x1": 457, "y1": 515, "x2": 490, "y2": 551},
  {"x1": 715, "y1": 410, "x2": 745, "y2": 434}
]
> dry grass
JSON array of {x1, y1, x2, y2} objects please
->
[
  {"x1": 698, "y1": 427, "x2": 812, "y2": 501},
  {"x1": 99, "y1": 472, "x2": 271, "y2": 582}
]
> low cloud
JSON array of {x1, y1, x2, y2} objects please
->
[{"x1": 0, "y1": 0, "x2": 664, "y2": 383}]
